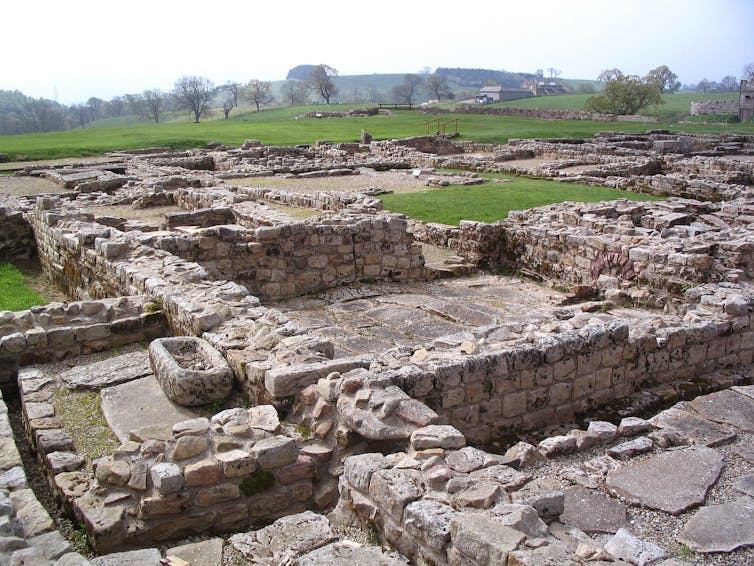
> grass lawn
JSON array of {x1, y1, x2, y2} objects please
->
[
  {"x1": 0, "y1": 263, "x2": 48, "y2": 311},
  {"x1": 379, "y1": 174, "x2": 662, "y2": 225},
  {"x1": 2, "y1": 103, "x2": 754, "y2": 161}
]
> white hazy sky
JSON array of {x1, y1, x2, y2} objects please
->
[{"x1": 2, "y1": 0, "x2": 752, "y2": 104}]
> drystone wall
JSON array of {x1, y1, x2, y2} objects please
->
[
  {"x1": 424, "y1": 105, "x2": 658, "y2": 122},
  {"x1": 395, "y1": 318, "x2": 754, "y2": 443},
  {"x1": 409, "y1": 198, "x2": 754, "y2": 305},
  {"x1": 22, "y1": 394, "x2": 316, "y2": 553},
  {"x1": 690, "y1": 100, "x2": 739, "y2": 115},
  {"x1": 134, "y1": 212, "x2": 425, "y2": 300},
  {"x1": 0, "y1": 296, "x2": 165, "y2": 384}
]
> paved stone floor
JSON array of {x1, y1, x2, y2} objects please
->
[{"x1": 270, "y1": 275, "x2": 570, "y2": 356}]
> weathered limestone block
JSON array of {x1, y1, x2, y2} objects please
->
[
  {"x1": 343, "y1": 453, "x2": 391, "y2": 492},
  {"x1": 149, "y1": 463, "x2": 183, "y2": 495},
  {"x1": 149, "y1": 337, "x2": 233, "y2": 406},
  {"x1": 251, "y1": 436, "x2": 298, "y2": 470},
  {"x1": 449, "y1": 510, "x2": 526, "y2": 564},
  {"x1": 368, "y1": 468, "x2": 424, "y2": 521},
  {"x1": 410, "y1": 425, "x2": 466, "y2": 450}
]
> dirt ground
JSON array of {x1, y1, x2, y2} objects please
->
[
  {"x1": 0, "y1": 175, "x2": 63, "y2": 197},
  {"x1": 226, "y1": 168, "x2": 450, "y2": 194}
]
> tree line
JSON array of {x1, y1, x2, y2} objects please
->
[
  {"x1": 585, "y1": 63, "x2": 754, "y2": 116},
  {"x1": 3, "y1": 62, "x2": 752, "y2": 135}
]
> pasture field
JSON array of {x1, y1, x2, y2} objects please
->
[
  {"x1": 2, "y1": 102, "x2": 753, "y2": 161},
  {"x1": 497, "y1": 91, "x2": 741, "y2": 122},
  {"x1": 378, "y1": 173, "x2": 662, "y2": 225}
]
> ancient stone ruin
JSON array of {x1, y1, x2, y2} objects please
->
[{"x1": 0, "y1": 131, "x2": 752, "y2": 564}]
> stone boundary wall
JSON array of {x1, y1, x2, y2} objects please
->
[
  {"x1": 424, "y1": 106, "x2": 658, "y2": 122},
  {"x1": 0, "y1": 296, "x2": 166, "y2": 384},
  {"x1": 399, "y1": 318, "x2": 754, "y2": 444},
  {"x1": 690, "y1": 101, "x2": 739, "y2": 115},
  {"x1": 0, "y1": 207, "x2": 36, "y2": 261},
  {"x1": 134, "y1": 213, "x2": 425, "y2": 300}
]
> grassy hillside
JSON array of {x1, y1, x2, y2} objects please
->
[
  {"x1": 496, "y1": 91, "x2": 740, "y2": 121},
  {"x1": 2, "y1": 103, "x2": 753, "y2": 161}
]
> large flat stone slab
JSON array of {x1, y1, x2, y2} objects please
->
[
  {"x1": 689, "y1": 389, "x2": 754, "y2": 432},
  {"x1": 649, "y1": 406, "x2": 736, "y2": 446},
  {"x1": 606, "y1": 446, "x2": 723, "y2": 515},
  {"x1": 60, "y1": 351, "x2": 152, "y2": 391},
  {"x1": 298, "y1": 541, "x2": 410, "y2": 565},
  {"x1": 677, "y1": 496, "x2": 754, "y2": 552},
  {"x1": 560, "y1": 485, "x2": 628, "y2": 533},
  {"x1": 90, "y1": 548, "x2": 162, "y2": 565},
  {"x1": 166, "y1": 537, "x2": 224, "y2": 565},
  {"x1": 100, "y1": 376, "x2": 197, "y2": 444}
]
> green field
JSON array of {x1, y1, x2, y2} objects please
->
[
  {"x1": 2, "y1": 102, "x2": 753, "y2": 162},
  {"x1": 0, "y1": 263, "x2": 47, "y2": 311},
  {"x1": 498, "y1": 91, "x2": 741, "y2": 122},
  {"x1": 379, "y1": 174, "x2": 662, "y2": 225}
]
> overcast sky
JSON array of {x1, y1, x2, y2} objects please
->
[{"x1": 2, "y1": 0, "x2": 752, "y2": 104}]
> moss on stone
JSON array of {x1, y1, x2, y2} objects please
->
[{"x1": 239, "y1": 469, "x2": 275, "y2": 497}]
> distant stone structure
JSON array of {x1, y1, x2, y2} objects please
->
[
  {"x1": 689, "y1": 79, "x2": 754, "y2": 121},
  {"x1": 690, "y1": 100, "x2": 739, "y2": 116},
  {"x1": 476, "y1": 84, "x2": 533, "y2": 104},
  {"x1": 740, "y1": 79, "x2": 754, "y2": 122}
]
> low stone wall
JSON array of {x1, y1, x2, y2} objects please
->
[
  {"x1": 690, "y1": 100, "x2": 739, "y2": 116},
  {"x1": 425, "y1": 105, "x2": 658, "y2": 122},
  {"x1": 15, "y1": 362, "x2": 316, "y2": 553},
  {"x1": 0, "y1": 207, "x2": 36, "y2": 260},
  {"x1": 135, "y1": 212, "x2": 425, "y2": 300},
  {"x1": 398, "y1": 317, "x2": 753, "y2": 443},
  {"x1": 0, "y1": 296, "x2": 166, "y2": 384}
]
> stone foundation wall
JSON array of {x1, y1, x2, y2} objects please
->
[
  {"x1": 16, "y1": 364, "x2": 317, "y2": 554},
  {"x1": 0, "y1": 208, "x2": 36, "y2": 260},
  {"x1": 136, "y1": 213, "x2": 425, "y2": 300},
  {"x1": 399, "y1": 317, "x2": 754, "y2": 444},
  {"x1": 0, "y1": 296, "x2": 166, "y2": 382}
]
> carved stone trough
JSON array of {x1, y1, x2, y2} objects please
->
[{"x1": 148, "y1": 336, "x2": 233, "y2": 406}]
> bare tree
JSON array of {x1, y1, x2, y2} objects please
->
[
  {"x1": 696, "y1": 78, "x2": 713, "y2": 93},
  {"x1": 246, "y1": 79, "x2": 272, "y2": 111},
  {"x1": 142, "y1": 89, "x2": 164, "y2": 123},
  {"x1": 424, "y1": 74, "x2": 452, "y2": 102},
  {"x1": 547, "y1": 67, "x2": 562, "y2": 80},
  {"x1": 224, "y1": 82, "x2": 242, "y2": 107},
  {"x1": 646, "y1": 65, "x2": 681, "y2": 93},
  {"x1": 392, "y1": 74, "x2": 423, "y2": 106},
  {"x1": 309, "y1": 64, "x2": 338, "y2": 104},
  {"x1": 87, "y1": 97, "x2": 104, "y2": 121},
  {"x1": 281, "y1": 80, "x2": 308, "y2": 106},
  {"x1": 222, "y1": 98, "x2": 234, "y2": 120},
  {"x1": 719, "y1": 75, "x2": 739, "y2": 92},
  {"x1": 597, "y1": 68, "x2": 623, "y2": 83},
  {"x1": 173, "y1": 75, "x2": 215, "y2": 123},
  {"x1": 72, "y1": 104, "x2": 89, "y2": 129},
  {"x1": 107, "y1": 96, "x2": 125, "y2": 117},
  {"x1": 124, "y1": 93, "x2": 144, "y2": 116}
]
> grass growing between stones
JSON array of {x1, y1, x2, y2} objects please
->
[
  {"x1": 52, "y1": 387, "x2": 120, "y2": 467},
  {"x1": 378, "y1": 174, "x2": 662, "y2": 225},
  {"x1": 0, "y1": 263, "x2": 48, "y2": 311}
]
